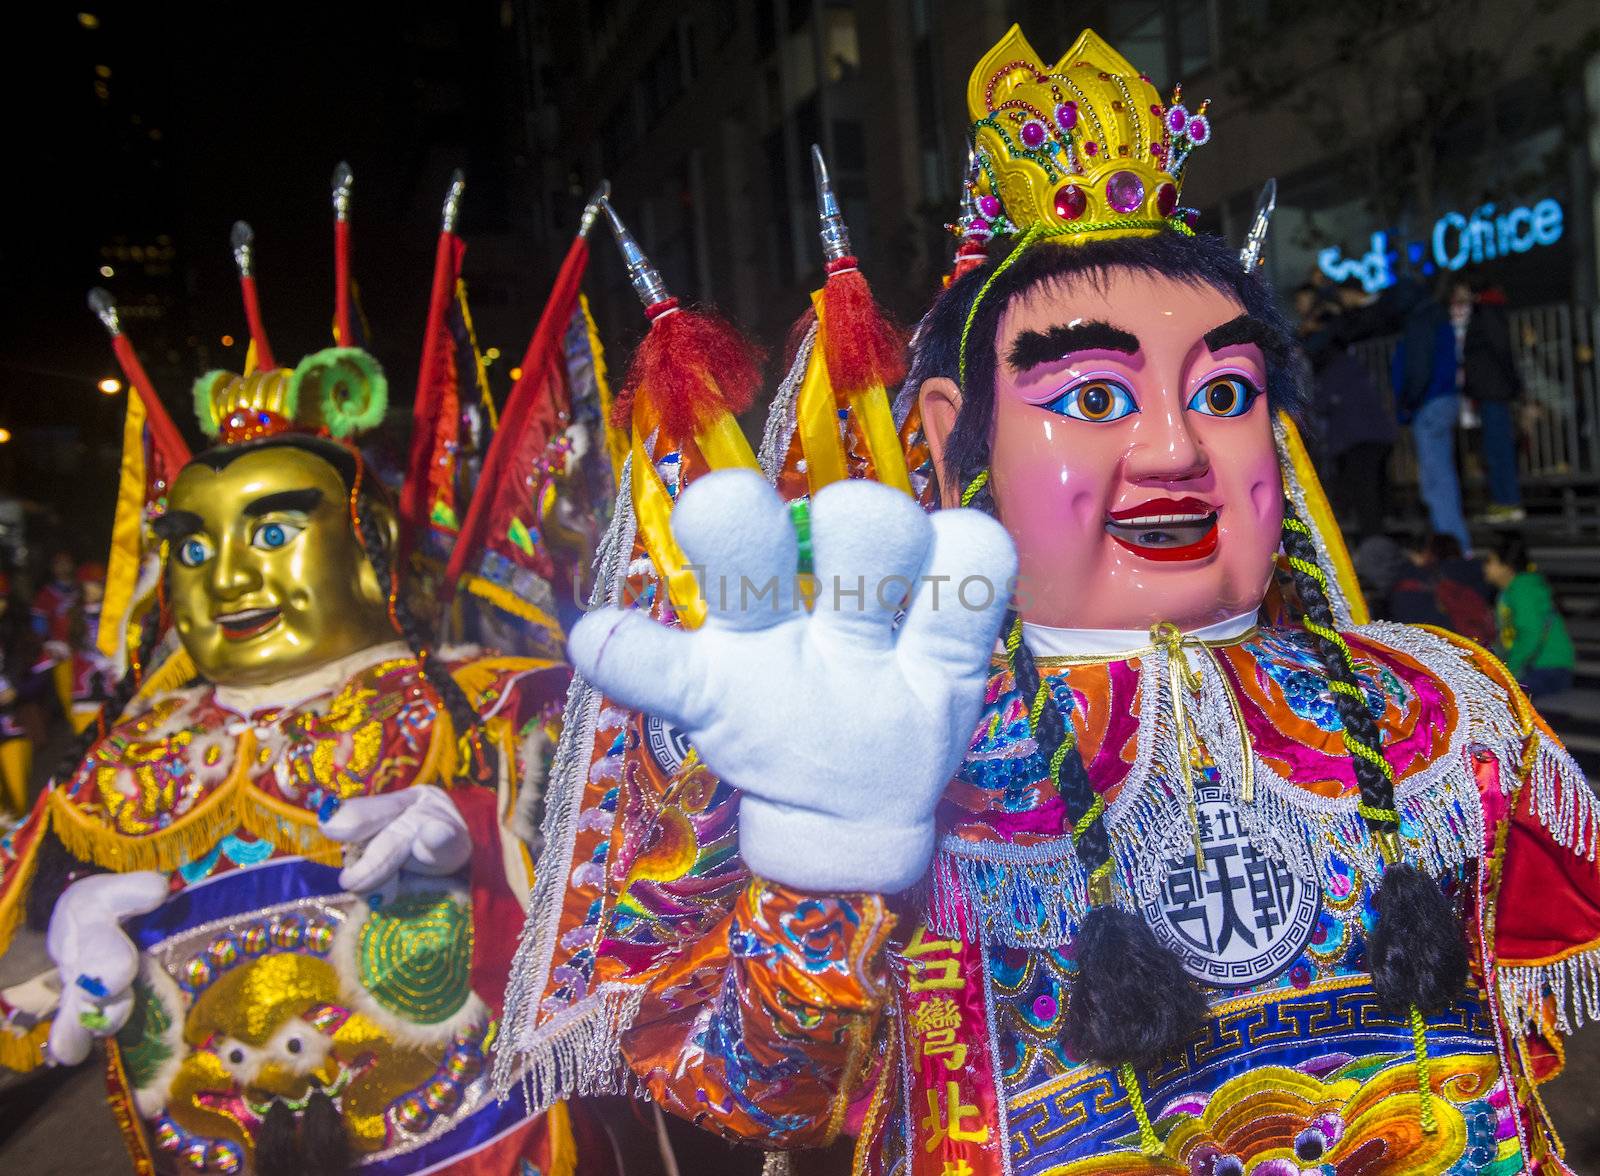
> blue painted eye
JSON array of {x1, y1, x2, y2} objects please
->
[
  {"x1": 251, "y1": 521, "x2": 302, "y2": 551},
  {"x1": 1046, "y1": 379, "x2": 1138, "y2": 423},
  {"x1": 176, "y1": 537, "x2": 212, "y2": 567},
  {"x1": 1187, "y1": 375, "x2": 1260, "y2": 417}
]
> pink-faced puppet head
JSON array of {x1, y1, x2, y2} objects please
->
[{"x1": 912, "y1": 233, "x2": 1300, "y2": 633}]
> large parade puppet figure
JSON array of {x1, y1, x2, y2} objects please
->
[
  {"x1": 0, "y1": 174, "x2": 610, "y2": 1175},
  {"x1": 498, "y1": 27, "x2": 1597, "y2": 1176}
]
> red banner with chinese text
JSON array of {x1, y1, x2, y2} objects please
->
[{"x1": 897, "y1": 924, "x2": 1006, "y2": 1176}]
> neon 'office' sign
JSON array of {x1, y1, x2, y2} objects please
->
[{"x1": 1316, "y1": 199, "x2": 1564, "y2": 293}]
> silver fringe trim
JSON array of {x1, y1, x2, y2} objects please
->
[
  {"x1": 929, "y1": 622, "x2": 1591, "y2": 949},
  {"x1": 491, "y1": 458, "x2": 638, "y2": 1101},
  {"x1": 1524, "y1": 735, "x2": 1597, "y2": 860},
  {"x1": 758, "y1": 320, "x2": 816, "y2": 479},
  {"x1": 1498, "y1": 948, "x2": 1600, "y2": 1035},
  {"x1": 503, "y1": 983, "x2": 647, "y2": 1109}
]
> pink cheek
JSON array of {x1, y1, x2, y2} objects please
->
[{"x1": 1247, "y1": 453, "x2": 1283, "y2": 527}]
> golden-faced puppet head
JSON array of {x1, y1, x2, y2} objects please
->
[{"x1": 155, "y1": 350, "x2": 397, "y2": 687}]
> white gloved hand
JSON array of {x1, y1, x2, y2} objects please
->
[
  {"x1": 320, "y1": 785, "x2": 473, "y2": 894},
  {"x1": 569, "y1": 470, "x2": 1015, "y2": 893},
  {"x1": 46, "y1": 871, "x2": 169, "y2": 1066}
]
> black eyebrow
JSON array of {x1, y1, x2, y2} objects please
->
[
  {"x1": 1006, "y1": 320, "x2": 1140, "y2": 372},
  {"x1": 1202, "y1": 314, "x2": 1285, "y2": 357},
  {"x1": 151, "y1": 510, "x2": 204, "y2": 542},
  {"x1": 242, "y1": 488, "x2": 324, "y2": 518}
]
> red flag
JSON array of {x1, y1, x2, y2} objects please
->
[
  {"x1": 399, "y1": 225, "x2": 467, "y2": 559},
  {"x1": 444, "y1": 233, "x2": 589, "y2": 595},
  {"x1": 108, "y1": 331, "x2": 190, "y2": 478}
]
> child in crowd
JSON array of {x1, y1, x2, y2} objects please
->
[{"x1": 1484, "y1": 532, "x2": 1576, "y2": 697}]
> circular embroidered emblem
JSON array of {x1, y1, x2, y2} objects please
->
[
  {"x1": 357, "y1": 893, "x2": 474, "y2": 1023},
  {"x1": 643, "y1": 713, "x2": 692, "y2": 775},
  {"x1": 1141, "y1": 781, "x2": 1318, "y2": 987}
]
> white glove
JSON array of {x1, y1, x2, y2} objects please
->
[
  {"x1": 320, "y1": 785, "x2": 473, "y2": 894},
  {"x1": 569, "y1": 470, "x2": 1015, "y2": 893},
  {"x1": 46, "y1": 871, "x2": 169, "y2": 1066}
]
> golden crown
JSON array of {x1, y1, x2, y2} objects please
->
[
  {"x1": 964, "y1": 26, "x2": 1210, "y2": 246},
  {"x1": 193, "y1": 347, "x2": 388, "y2": 447}
]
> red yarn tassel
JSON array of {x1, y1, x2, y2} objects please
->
[
  {"x1": 819, "y1": 257, "x2": 907, "y2": 396},
  {"x1": 611, "y1": 299, "x2": 763, "y2": 438}
]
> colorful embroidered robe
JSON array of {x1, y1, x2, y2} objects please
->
[
  {"x1": 0, "y1": 643, "x2": 587, "y2": 1176},
  {"x1": 505, "y1": 622, "x2": 1597, "y2": 1175}
]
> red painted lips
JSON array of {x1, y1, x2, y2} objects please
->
[{"x1": 1105, "y1": 497, "x2": 1219, "y2": 561}]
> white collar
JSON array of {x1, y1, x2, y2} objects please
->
[
  {"x1": 212, "y1": 640, "x2": 414, "y2": 716},
  {"x1": 1022, "y1": 610, "x2": 1259, "y2": 660}
]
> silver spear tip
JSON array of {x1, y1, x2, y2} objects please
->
[
  {"x1": 230, "y1": 221, "x2": 255, "y2": 276},
  {"x1": 810, "y1": 143, "x2": 851, "y2": 263},
  {"x1": 88, "y1": 287, "x2": 120, "y2": 335},
  {"x1": 578, "y1": 180, "x2": 611, "y2": 239},
  {"x1": 598, "y1": 196, "x2": 671, "y2": 309},
  {"x1": 1239, "y1": 178, "x2": 1277, "y2": 272},
  {"x1": 441, "y1": 169, "x2": 466, "y2": 233},
  {"x1": 331, "y1": 162, "x2": 354, "y2": 221}
]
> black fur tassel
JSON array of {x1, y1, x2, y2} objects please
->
[
  {"x1": 1062, "y1": 905, "x2": 1208, "y2": 1068},
  {"x1": 301, "y1": 1090, "x2": 351, "y2": 1176},
  {"x1": 256, "y1": 1100, "x2": 300, "y2": 1173},
  {"x1": 1368, "y1": 862, "x2": 1469, "y2": 1012}
]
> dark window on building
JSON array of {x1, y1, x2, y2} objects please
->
[
  {"x1": 832, "y1": 118, "x2": 865, "y2": 172},
  {"x1": 765, "y1": 126, "x2": 796, "y2": 286},
  {"x1": 756, "y1": 0, "x2": 779, "y2": 55}
]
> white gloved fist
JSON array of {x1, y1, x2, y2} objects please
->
[
  {"x1": 46, "y1": 871, "x2": 169, "y2": 1066},
  {"x1": 569, "y1": 470, "x2": 1015, "y2": 894},
  {"x1": 320, "y1": 785, "x2": 473, "y2": 894}
]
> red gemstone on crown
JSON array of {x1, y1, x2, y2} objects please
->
[
  {"x1": 1083, "y1": 141, "x2": 1099, "y2": 156},
  {"x1": 1156, "y1": 182, "x2": 1178, "y2": 216},
  {"x1": 1054, "y1": 184, "x2": 1087, "y2": 221}
]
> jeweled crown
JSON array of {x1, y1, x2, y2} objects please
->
[
  {"x1": 964, "y1": 26, "x2": 1210, "y2": 246},
  {"x1": 193, "y1": 348, "x2": 388, "y2": 447}
]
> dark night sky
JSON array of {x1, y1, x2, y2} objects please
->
[{"x1": 1, "y1": 2, "x2": 528, "y2": 546}]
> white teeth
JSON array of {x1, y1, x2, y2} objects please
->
[
  {"x1": 218, "y1": 608, "x2": 276, "y2": 624},
  {"x1": 1112, "y1": 513, "x2": 1212, "y2": 526}
]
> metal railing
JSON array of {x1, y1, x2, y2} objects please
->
[{"x1": 1348, "y1": 303, "x2": 1600, "y2": 498}]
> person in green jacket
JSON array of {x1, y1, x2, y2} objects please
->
[{"x1": 1483, "y1": 532, "x2": 1576, "y2": 697}]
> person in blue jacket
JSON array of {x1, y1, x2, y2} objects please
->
[{"x1": 1390, "y1": 279, "x2": 1471, "y2": 552}]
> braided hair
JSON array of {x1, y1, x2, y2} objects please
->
[{"x1": 1281, "y1": 511, "x2": 1467, "y2": 1012}]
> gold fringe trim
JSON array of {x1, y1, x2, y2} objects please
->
[
  {"x1": 131, "y1": 648, "x2": 199, "y2": 706},
  {"x1": 237, "y1": 784, "x2": 342, "y2": 865},
  {"x1": 106, "y1": 1038, "x2": 157, "y2": 1175},
  {"x1": 0, "y1": 1020, "x2": 49, "y2": 1073},
  {"x1": 49, "y1": 780, "x2": 241, "y2": 874},
  {"x1": 49, "y1": 771, "x2": 345, "y2": 873},
  {"x1": 0, "y1": 799, "x2": 48, "y2": 959}
]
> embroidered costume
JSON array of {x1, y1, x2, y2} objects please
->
[{"x1": 494, "y1": 26, "x2": 1595, "y2": 1176}]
